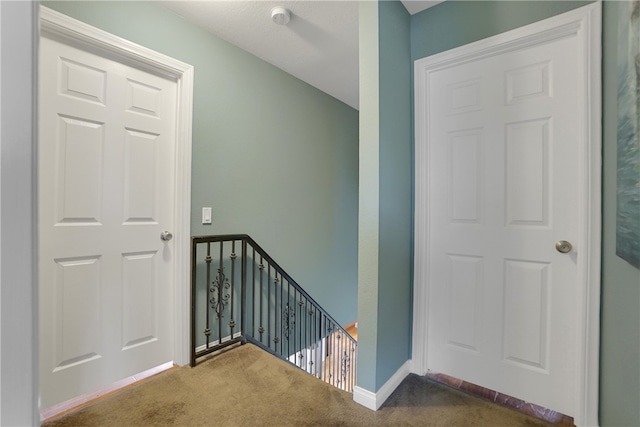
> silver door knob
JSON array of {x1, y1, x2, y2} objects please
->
[
  {"x1": 161, "y1": 231, "x2": 173, "y2": 241},
  {"x1": 555, "y1": 240, "x2": 572, "y2": 253}
]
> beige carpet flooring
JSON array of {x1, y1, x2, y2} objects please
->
[{"x1": 44, "y1": 343, "x2": 552, "y2": 427}]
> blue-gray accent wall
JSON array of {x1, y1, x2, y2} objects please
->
[
  {"x1": 601, "y1": 1, "x2": 640, "y2": 425},
  {"x1": 376, "y1": 0, "x2": 412, "y2": 391}
]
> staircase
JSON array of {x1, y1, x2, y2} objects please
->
[{"x1": 190, "y1": 234, "x2": 357, "y2": 392}]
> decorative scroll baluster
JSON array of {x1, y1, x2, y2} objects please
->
[
  {"x1": 204, "y1": 243, "x2": 212, "y2": 346},
  {"x1": 229, "y1": 241, "x2": 236, "y2": 333},
  {"x1": 274, "y1": 273, "x2": 280, "y2": 351},
  {"x1": 267, "y1": 265, "x2": 272, "y2": 349}
]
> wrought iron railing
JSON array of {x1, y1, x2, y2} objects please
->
[{"x1": 190, "y1": 234, "x2": 357, "y2": 393}]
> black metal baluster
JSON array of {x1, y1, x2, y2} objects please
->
[
  {"x1": 353, "y1": 341, "x2": 357, "y2": 392},
  {"x1": 230, "y1": 240, "x2": 236, "y2": 338},
  {"x1": 259, "y1": 254, "x2": 264, "y2": 343},
  {"x1": 338, "y1": 327, "x2": 343, "y2": 389},
  {"x1": 273, "y1": 272, "x2": 283, "y2": 356},
  {"x1": 217, "y1": 241, "x2": 223, "y2": 343},
  {"x1": 328, "y1": 316, "x2": 333, "y2": 386},
  {"x1": 352, "y1": 338, "x2": 356, "y2": 392},
  {"x1": 336, "y1": 323, "x2": 340, "y2": 389},
  {"x1": 297, "y1": 296, "x2": 302, "y2": 369},
  {"x1": 287, "y1": 280, "x2": 296, "y2": 364},
  {"x1": 348, "y1": 339, "x2": 352, "y2": 391},
  {"x1": 316, "y1": 307, "x2": 328, "y2": 381},
  {"x1": 267, "y1": 264, "x2": 272, "y2": 350},
  {"x1": 331, "y1": 328, "x2": 342, "y2": 387},
  {"x1": 308, "y1": 300, "x2": 316, "y2": 375},
  {"x1": 314, "y1": 309, "x2": 319, "y2": 379},
  {"x1": 324, "y1": 315, "x2": 329, "y2": 386},
  {"x1": 325, "y1": 316, "x2": 330, "y2": 386},
  {"x1": 252, "y1": 246, "x2": 256, "y2": 338},
  {"x1": 241, "y1": 239, "x2": 246, "y2": 340},
  {"x1": 319, "y1": 313, "x2": 324, "y2": 382},
  {"x1": 338, "y1": 324, "x2": 342, "y2": 389},
  {"x1": 205, "y1": 242, "x2": 212, "y2": 348},
  {"x1": 305, "y1": 299, "x2": 310, "y2": 374},
  {"x1": 318, "y1": 309, "x2": 322, "y2": 379},
  {"x1": 322, "y1": 314, "x2": 334, "y2": 384},
  {"x1": 350, "y1": 338, "x2": 355, "y2": 392},
  {"x1": 189, "y1": 239, "x2": 198, "y2": 366},
  {"x1": 313, "y1": 304, "x2": 317, "y2": 377},
  {"x1": 340, "y1": 330, "x2": 345, "y2": 389},
  {"x1": 273, "y1": 272, "x2": 277, "y2": 353},
  {"x1": 327, "y1": 316, "x2": 332, "y2": 386}
]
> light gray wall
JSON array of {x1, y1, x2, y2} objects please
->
[
  {"x1": 43, "y1": 1, "x2": 360, "y2": 326},
  {"x1": 0, "y1": 1, "x2": 39, "y2": 425},
  {"x1": 357, "y1": 0, "x2": 381, "y2": 392}
]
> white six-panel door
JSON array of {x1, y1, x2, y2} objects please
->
[
  {"x1": 413, "y1": 5, "x2": 601, "y2": 421},
  {"x1": 39, "y1": 34, "x2": 178, "y2": 409}
]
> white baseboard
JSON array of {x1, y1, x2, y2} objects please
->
[
  {"x1": 40, "y1": 361, "x2": 174, "y2": 421},
  {"x1": 195, "y1": 332, "x2": 243, "y2": 353},
  {"x1": 353, "y1": 360, "x2": 411, "y2": 410}
]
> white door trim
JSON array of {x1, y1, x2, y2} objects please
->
[
  {"x1": 39, "y1": 6, "x2": 194, "y2": 367},
  {"x1": 411, "y1": 3, "x2": 601, "y2": 426}
]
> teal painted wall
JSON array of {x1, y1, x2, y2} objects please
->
[
  {"x1": 42, "y1": 1, "x2": 359, "y2": 326},
  {"x1": 356, "y1": 0, "x2": 412, "y2": 393},
  {"x1": 411, "y1": 0, "x2": 591, "y2": 60},
  {"x1": 600, "y1": 2, "x2": 640, "y2": 425},
  {"x1": 376, "y1": 0, "x2": 412, "y2": 391},
  {"x1": 412, "y1": 1, "x2": 640, "y2": 425}
]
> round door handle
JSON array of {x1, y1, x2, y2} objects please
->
[
  {"x1": 161, "y1": 231, "x2": 173, "y2": 241},
  {"x1": 555, "y1": 240, "x2": 572, "y2": 254}
]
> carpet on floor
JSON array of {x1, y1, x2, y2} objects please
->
[{"x1": 43, "y1": 343, "x2": 552, "y2": 426}]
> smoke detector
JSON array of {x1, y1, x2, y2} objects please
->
[{"x1": 271, "y1": 7, "x2": 291, "y2": 25}]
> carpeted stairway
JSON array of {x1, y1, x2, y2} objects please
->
[{"x1": 43, "y1": 343, "x2": 552, "y2": 426}]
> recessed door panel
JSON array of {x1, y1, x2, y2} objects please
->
[
  {"x1": 505, "y1": 119, "x2": 550, "y2": 227},
  {"x1": 56, "y1": 115, "x2": 104, "y2": 225},
  {"x1": 60, "y1": 58, "x2": 107, "y2": 105},
  {"x1": 122, "y1": 251, "x2": 158, "y2": 350},
  {"x1": 53, "y1": 256, "x2": 102, "y2": 371},
  {"x1": 503, "y1": 259, "x2": 550, "y2": 371},
  {"x1": 123, "y1": 129, "x2": 159, "y2": 224},
  {"x1": 447, "y1": 254, "x2": 483, "y2": 351},
  {"x1": 448, "y1": 130, "x2": 483, "y2": 224}
]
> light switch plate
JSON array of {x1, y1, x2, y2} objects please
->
[{"x1": 202, "y1": 207, "x2": 212, "y2": 224}]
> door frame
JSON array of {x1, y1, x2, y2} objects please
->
[
  {"x1": 39, "y1": 6, "x2": 194, "y2": 367},
  {"x1": 411, "y1": 3, "x2": 601, "y2": 426}
]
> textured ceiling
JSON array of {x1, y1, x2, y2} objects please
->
[{"x1": 160, "y1": 1, "x2": 442, "y2": 111}]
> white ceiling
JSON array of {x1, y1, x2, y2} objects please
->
[{"x1": 160, "y1": 1, "x2": 443, "y2": 110}]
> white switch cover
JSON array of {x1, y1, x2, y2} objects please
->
[{"x1": 202, "y1": 207, "x2": 212, "y2": 224}]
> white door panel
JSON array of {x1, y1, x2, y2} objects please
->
[
  {"x1": 423, "y1": 28, "x2": 581, "y2": 415},
  {"x1": 39, "y1": 36, "x2": 177, "y2": 409}
]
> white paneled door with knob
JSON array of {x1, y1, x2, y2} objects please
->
[
  {"x1": 39, "y1": 33, "x2": 179, "y2": 409},
  {"x1": 413, "y1": 5, "x2": 601, "y2": 421}
]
